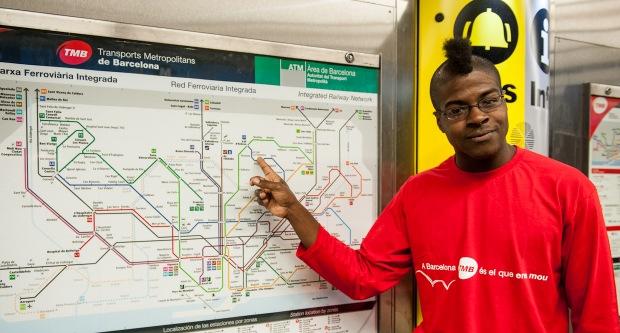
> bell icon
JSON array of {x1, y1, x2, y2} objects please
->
[{"x1": 463, "y1": 8, "x2": 511, "y2": 50}]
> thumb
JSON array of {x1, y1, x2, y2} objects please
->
[{"x1": 250, "y1": 176, "x2": 281, "y2": 191}]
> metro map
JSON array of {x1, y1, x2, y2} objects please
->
[{"x1": 0, "y1": 68, "x2": 378, "y2": 333}]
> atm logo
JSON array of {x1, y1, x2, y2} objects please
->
[{"x1": 57, "y1": 40, "x2": 92, "y2": 65}]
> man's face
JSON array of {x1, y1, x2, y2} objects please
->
[{"x1": 435, "y1": 70, "x2": 509, "y2": 162}]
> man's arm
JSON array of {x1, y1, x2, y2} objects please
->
[
  {"x1": 250, "y1": 157, "x2": 412, "y2": 299},
  {"x1": 563, "y1": 189, "x2": 620, "y2": 332}
]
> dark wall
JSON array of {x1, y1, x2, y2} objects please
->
[
  {"x1": 551, "y1": 38, "x2": 620, "y2": 172},
  {"x1": 550, "y1": 0, "x2": 620, "y2": 171}
]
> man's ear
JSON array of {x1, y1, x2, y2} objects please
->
[{"x1": 436, "y1": 115, "x2": 446, "y2": 133}]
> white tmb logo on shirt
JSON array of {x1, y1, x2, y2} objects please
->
[{"x1": 416, "y1": 257, "x2": 478, "y2": 290}]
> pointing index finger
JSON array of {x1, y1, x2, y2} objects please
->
[{"x1": 256, "y1": 157, "x2": 279, "y2": 179}]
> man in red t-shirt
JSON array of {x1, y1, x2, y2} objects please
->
[{"x1": 250, "y1": 38, "x2": 620, "y2": 332}]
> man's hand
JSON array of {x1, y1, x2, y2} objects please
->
[
  {"x1": 250, "y1": 157, "x2": 299, "y2": 218},
  {"x1": 250, "y1": 157, "x2": 320, "y2": 247}
]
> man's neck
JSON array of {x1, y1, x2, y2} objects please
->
[{"x1": 455, "y1": 144, "x2": 516, "y2": 173}]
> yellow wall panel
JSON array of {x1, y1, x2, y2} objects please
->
[{"x1": 417, "y1": 0, "x2": 526, "y2": 172}]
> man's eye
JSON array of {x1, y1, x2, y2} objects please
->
[
  {"x1": 445, "y1": 107, "x2": 466, "y2": 117},
  {"x1": 480, "y1": 96, "x2": 500, "y2": 107}
]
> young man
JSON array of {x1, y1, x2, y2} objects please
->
[{"x1": 250, "y1": 38, "x2": 620, "y2": 332}]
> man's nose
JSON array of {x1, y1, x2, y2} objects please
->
[{"x1": 466, "y1": 105, "x2": 489, "y2": 125}]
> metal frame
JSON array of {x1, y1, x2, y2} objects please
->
[
  {"x1": 589, "y1": 83, "x2": 620, "y2": 98},
  {"x1": 377, "y1": 1, "x2": 416, "y2": 332},
  {"x1": 0, "y1": 8, "x2": 379, "y2": 68},
  {"x1": 0, "y1": 2, "x2": 416, "y2": 331}
]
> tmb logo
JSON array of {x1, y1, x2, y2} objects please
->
[{"x1": 57, "y1": 40, "x2": 92, "y2": 65}]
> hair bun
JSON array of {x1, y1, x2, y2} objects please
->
[{"x1": 443, "y1": 38, "x2": 473, "y2": 74}]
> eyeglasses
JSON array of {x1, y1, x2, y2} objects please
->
[{"x1": 434, "y1": 94, "x2": 505, "y2": 121}]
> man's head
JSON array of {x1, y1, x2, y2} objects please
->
[{"x1": 430, "y1": 38, "x2": 513, "y2": 171}]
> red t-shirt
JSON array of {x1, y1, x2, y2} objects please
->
[{"x1": 298, "y1": 148, "x2": 620, "y2": 332}]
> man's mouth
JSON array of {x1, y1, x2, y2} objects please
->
[{"x1": 467, "y1": 129, "x2": 496, "y2": 142}]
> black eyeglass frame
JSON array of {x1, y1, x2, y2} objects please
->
[{"x1": 433, "y1": 93, "x2": 506, "y2": 121}]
